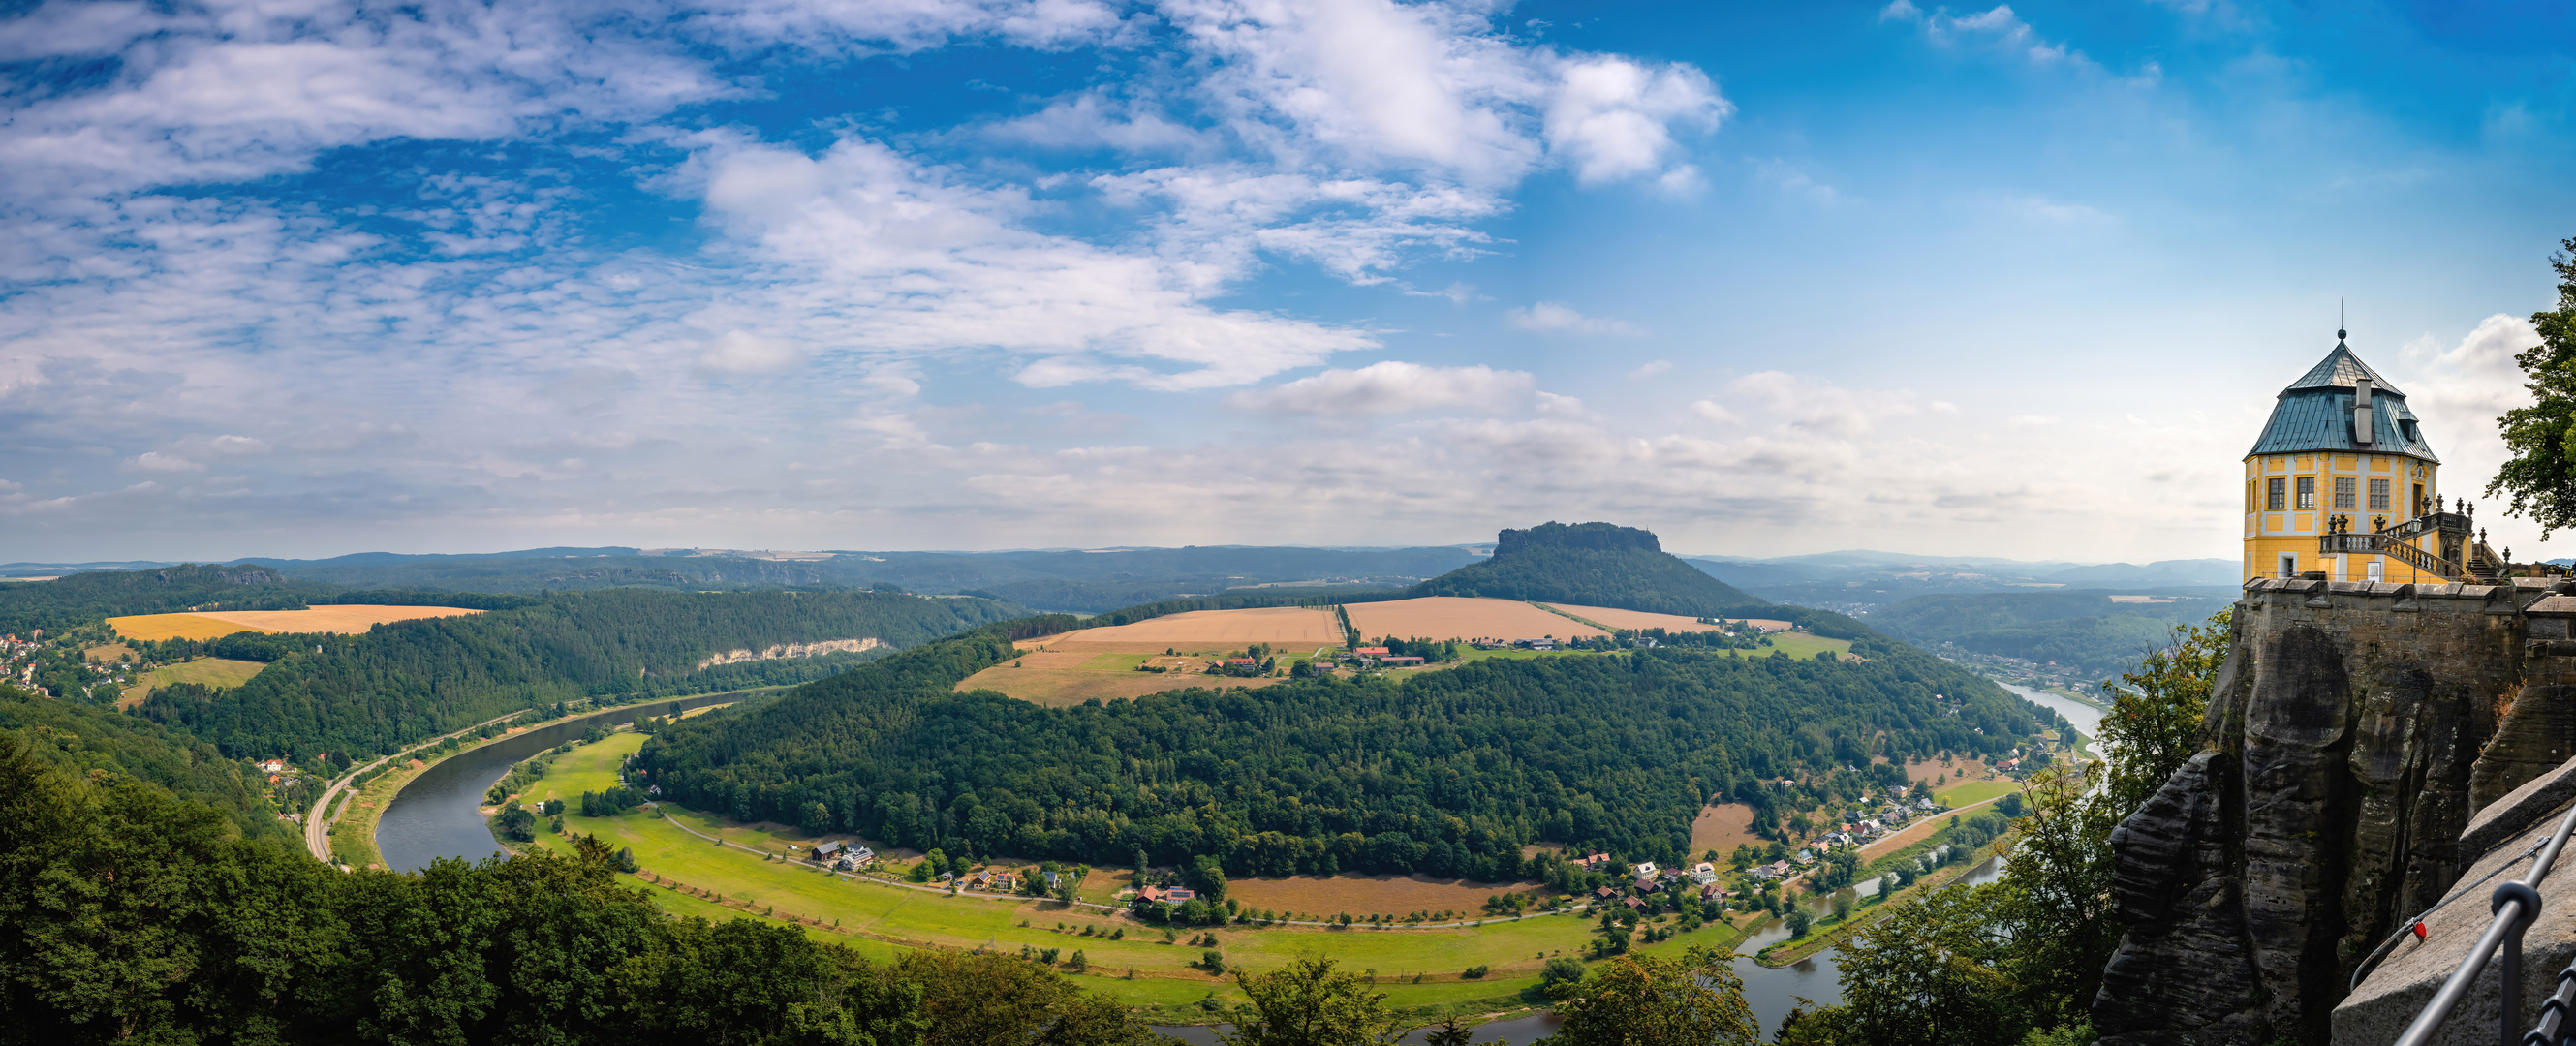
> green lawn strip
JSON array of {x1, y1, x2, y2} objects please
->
[
  {"x1": 1077, "y1": 653, "x2": 1152, "y2": 671},
  {"x1": 1531, "y1": 603, "x2": 1614, "y2": 631},
  {"x1": 1934, "y1": 779, "x2": 2020, "y2": 807}
]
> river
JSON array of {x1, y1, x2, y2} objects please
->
[
  {"x1": 2001, "y1": 681, "x2": 2104, "y2": 743},
  {"x1": 374, "y1": 693, "x2": 741, "y2": 874}
]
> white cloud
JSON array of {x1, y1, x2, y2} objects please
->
[
  {"x1": 1880, "y1": 3, "x2": 2088, "y2": 67},
  {"x1": 1544, "y1": 57, "x2": 1728, "y2": 186},
  {"x1": 1159, "y1": 0, "x2": 1724, "y2": 187},
  {"x1": 697, "y1": 331, "x2": 808, "y2": 376},
  {"x1": 131, "y1": 451, "x2": 203, "y2": 473},
  {"x1": 693, "y1": 137, "x2": 1381, "y2": 389},
  {"x1": 1224, "y1": 360, "x2": 1536, "y2": 415},
  {"x1": 1506, "y1": 301, "x2": 1645, "y2": 336}
]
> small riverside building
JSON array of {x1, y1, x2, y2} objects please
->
[{"x1": 2242, "y1": 331, "x2": 2467, "y2": 583}]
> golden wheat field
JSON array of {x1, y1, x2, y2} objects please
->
[
  {"x1": 108, "y1": 614, "x2": 274, "y2": 641},
  {"x1": 182, "y1": 604, "x2": 483, "y2": 633},
  {"x1": 1342, "y1": 597, "x2": 1604, "y2": 643}
]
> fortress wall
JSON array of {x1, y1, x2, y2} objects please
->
[{"x1": 2095, "y1": 577, "x2": 2557, "y2": 1046}]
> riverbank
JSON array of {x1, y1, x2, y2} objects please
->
[
  {"x1": 1754, "y1": 839, "x2": 2006, "y2": 968},
  {"x1": 347, "y1": 691, "x2": 775, "y2": 869}
]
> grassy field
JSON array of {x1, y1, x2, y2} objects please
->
[
  {"x1": 1934, "y1": 780, "x2": 2022, "y2": 807},
  {"x1": 514, "y1": 731, "x2": 1739, "y2": 1025},
  {"x1": 121, "y1": 657, "x2": 266, "y2": 706}
]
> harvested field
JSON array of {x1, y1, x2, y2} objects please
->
[
  {"x1": 1543, "y1": 604, "x2": 1791, "y2": 633},
  {"x1": 85, "y1": 643, "x2": 134, "y2": 662},
  {"x1": 1689, "y1": 803, "x2": 1764, "y2": 859},
  {"x1": 1224, "y1": 873, "x2": 1549, "y2": 918},
  {"x1": 109, "y1": 613, "x2": 271, "y2": 641},
  {"x1": 960, "y1": 649, "x2": 1288, "y2": 706},
  {"x1": 1015, "y1": 605, "x2": 1341, "y2": 652},
  {"x1": 1344, "y1": 597, "x2": 1603, "y2": 644},
  {"x1": 185, "y1": 604, "x2": 483, "y2": 633},
  {"x1": 1903, "y1": 755, "x2": 2000, "y2": 786}
]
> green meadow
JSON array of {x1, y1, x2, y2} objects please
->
[{"x1": 512, "y1": 731, "x2": 1753, "y2": 1023}]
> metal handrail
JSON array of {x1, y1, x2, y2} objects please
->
[{"x1": 2394, "y1": 800, "x2": 2576, "y2": 1046}]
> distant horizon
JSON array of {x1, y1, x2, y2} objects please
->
[{"x1": 0, "y1": 541, "x2": 2245, "y2": 573}]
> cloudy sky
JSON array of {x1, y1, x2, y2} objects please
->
[{"x1": 2, "y1": 0, "x2": 2570, "y2": 563}]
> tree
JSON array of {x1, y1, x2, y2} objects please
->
[
  {"x1": 2490, "y1": 235, "x2": 2576, "y2": 537},
  {"x1": 1785, "y1": 908, "x2": 1812, "y2": 938},
  {"x1": 895, "y1": 949, "x2": 1158, "y2": 1046},
  {"x1": 1537, "y1": 945, "x2": 1757, "y2": 1046},
  {"x1": 1422, "y1": 1016, "x2": 1475, "y2": 1046},
  {"x1": 1188, "y1": 854, "x2": 1229, "y2": 904},
  {"x1": 2097, "y1": 609, "x2": 2229, "y2": 820},
  {"x1": 1831, "y1": 885, "x2": 2023, "y2": 1046},
  {"x1": 1218, "y1": 956, "x2": 1399, "y2": 1046}
]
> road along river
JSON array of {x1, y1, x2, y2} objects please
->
[{"x1": 374, "y1": 694, "x2": 739, "y2": 874}]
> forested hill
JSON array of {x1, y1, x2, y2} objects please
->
[
  {"x1": 138, "y1": 589, "x2": 1024, "y2": 760},
  {"x1": 636, "y1": 624, "x2": 2047, "y2": 877},
  {"x1": 0, "y1": 564, "x2": 331, "y2": 634},
  {"x1": 1865, "y1": 591, "x2": 2235, "y2": 678},
  {"x1": 1405, "y1": 521, "x2": 1761, "y2": 615}
]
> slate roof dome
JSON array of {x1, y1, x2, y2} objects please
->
[{"x1": 2246, "y1": 334, "x2": 2439, "y2": 462}]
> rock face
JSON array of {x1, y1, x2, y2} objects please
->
[{"x1": 2094, "y1": 578, "x2": 2556, "y2": 1046}]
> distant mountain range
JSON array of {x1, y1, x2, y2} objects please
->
[
  {"x1": 2, "y1": 542, "x2": 2237, "y2": 613},
  {"x1": 1682, "y1": 549, "x2": 2238, "y2": 612}
]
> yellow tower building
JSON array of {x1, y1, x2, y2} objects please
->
[{"x1": 2243, "y1": 332, "x2": 2470, "y2": 584}]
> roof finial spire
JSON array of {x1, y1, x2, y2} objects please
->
[{"x1": 2339, "y1": 298, "x2": 2347, "y2": 342}]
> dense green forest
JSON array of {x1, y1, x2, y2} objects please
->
[
  {"x1": 0, "y1": 735, "x2": 1164, "y2": 1046},
  {"x1": 636, "y1": 625, "x2": 2045, "y2": 877},
  {"x1": 137, "y1": 588, "x2": 1025, "y2": 761},
  {"x1": 1863, "y1": 592, "x2": 2232, "y2": 677},
  {"x1": 1407, "y1": 522, "x2": 1761, "y2": 615},
  {"x1": 0, "y1": 684, "x2": 292, "y2": 844}
]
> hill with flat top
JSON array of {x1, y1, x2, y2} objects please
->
[{"x1": 1406, "y1": 522, "x2": 1759, "y2": 616}]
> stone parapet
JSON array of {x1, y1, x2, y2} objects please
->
[
  {"x1": 2335, "y1": 755, "x2": 2576, "y2": 1046},
  {"x1": 2096, "y1": 578, "x2": 2576, "y2": 1046}
]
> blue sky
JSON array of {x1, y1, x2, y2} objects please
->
[{"x1": 1, "y1": 0, "x2": 2570, "y2": 562}]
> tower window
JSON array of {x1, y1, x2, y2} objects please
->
[
  {"x1": 2334, "y1": 477, "x2": 2356, "y2": 510},
  {"x1": 2268, "y1": 477, "x2": 2286, "y2": 511},
  {"x1": 2297, "y1": 477, "x2": 2316, "y2": 510},
  {"x1": 2370, "y1": 478, "x2": 2390, "y2": 512}
]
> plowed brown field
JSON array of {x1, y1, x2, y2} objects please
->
[
  {"x1": 1689, "y1": 803, "x2": 1764, "y2": 858},
  {"x1": 1343, "y1": 597, "x2": 1603, "y2": 643},
  {"x1": 1224, "y1": 873, "x2": 1549, "y2": 917}
]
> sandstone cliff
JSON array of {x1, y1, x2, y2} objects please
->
[{"x1": 2095, "y1": 577, "x2": 2566, "y2": 1046}]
